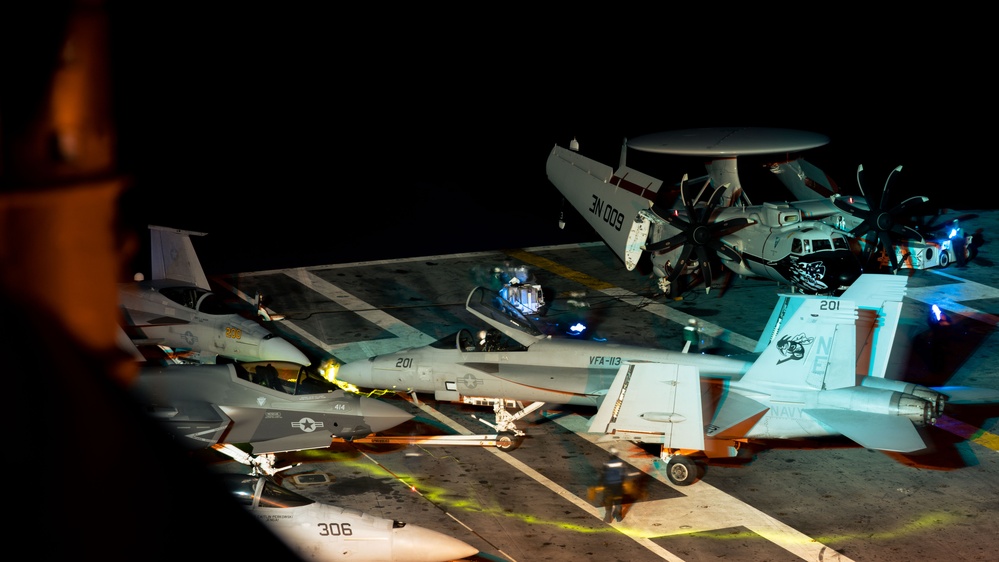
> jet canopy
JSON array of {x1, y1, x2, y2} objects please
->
[
  {"x1": 224, "y1": 474, "x2": 314, "y2": 508},
  {"x1": 234, "y1": 361, "x2": 340, "y2": 395},
  {"x1": 465, "y1": 286, "x2": 547, "y2": 347}
]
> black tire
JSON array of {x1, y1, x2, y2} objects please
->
[
  {"x1": 666, "y1": 456, "x2": 701, "y2": 486},
  {"x1": 939, "y1": 251, "x2": 950, "y2": 268},
  {"x1": 495, "y1": 431, "x2": 524, "y2": 452}
]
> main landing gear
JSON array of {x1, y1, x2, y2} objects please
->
[
  {"x1": 467, "y1": 398, "x2": 545, "y2": 452},
  {"x1": 654, "y1": 448, "x2": 706, "y2": 486}
]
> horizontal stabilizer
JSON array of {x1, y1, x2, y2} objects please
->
[
  {"x1": 707, "y1": 392, "x2": 770, "y2": 437},
  {"x1": 933, "y1": 386, "x2": 999, "y2": 404},
  {"x1": 806, "y1": 409, "x2": 927, "y2": 452},
  {"x1": 588, "y1": 362, "x2": 704, "y2": 451}
]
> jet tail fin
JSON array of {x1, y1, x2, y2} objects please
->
[
  {"x1": 840, "y1": 274, "x2": 907, "y2": 378},
  {"x1": 753, "y1": 274, "x2": 906, "y2": 380},
  {"x1": 148, "y1": 225, "x2": 211, "y2": 290},
  {"x1": 588, "y1": 362, "x2": 705, "y2": 451},
  {"x1": 745, "y1": 296, "x2": 858, "y2": 390}
]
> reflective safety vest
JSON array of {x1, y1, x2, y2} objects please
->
[{"x1": 603, "y1": 460, "x2": 624, "y2": 484}]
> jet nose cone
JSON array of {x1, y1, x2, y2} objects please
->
[
  {"x1": 337, "y1": 359, "x2": 374, "y2": 387},
  {"x1": 392, "y1": 524, "x2": 479, "y2": 562},
  {"x1": 358, "y1": 395, "x2": 413, "y2": 434},
  {"x1": 259, "y1": 336, "x2": 310, "y2": 365}
]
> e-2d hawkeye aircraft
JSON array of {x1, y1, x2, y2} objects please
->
[
  {"x1": 546, "y1": 127, "x2": 943, "y2": 296},
  {"x1": 130, "y1": 358, "x2": 414, "y2": 474},
  {"x1": 338, "y1": 277, "x2": 999, "y2": 484},
  {"x1": 220, "y1": 473, "x2": 479, "y2": 562},
  {"x1": 335, "y1": 275, "x2": 910, "y2": 454},
  {"x1": 119, "y1": 225, "x2": 310, "y2": 365}
]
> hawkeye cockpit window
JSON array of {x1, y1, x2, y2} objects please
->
[{"x1": 792, "y1": 233, "x2": 851, "y2": 255}]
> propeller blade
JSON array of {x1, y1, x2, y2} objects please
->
[
  {"x1": 879, "y1": 165, "x2": 903, "y2": 209},
  {"x1": 832, "y1": 195, "x2": 865, "y2": 217},
  {"x1": 665, "y1": 244, "x2": 695, "y2": 284},
  {"x1": 695, "y1": 244, "x2": 714, "y2": 290},
  {"x1": 710, "y1": 240, "x2": 743, "y2": 264},
  {"x1": 861, "y1": 231, "x2": 879, "y2": 265},
  {"x1": 889, "y1": 195, "x2": 929, "y2": 217},
  {"x1": 879, "y1": 230, "x2": 901, "y2": 272},
  {"x1": 709, "y1": 217, "x2": 753, "y2": 236},
  {"x1": 855, "y1": 164, "x2": 866, "y2": 198},
  {"x1": 646, "y1": 231, "x2": 689, "y2": 255}
]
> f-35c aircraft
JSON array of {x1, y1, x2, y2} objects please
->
[
  {"x1": 220, "y1": 473, "x2": 479, "y2": 561},
  {"x1": 546, "y1": 128, "x2": 949, "y2": 296},
  {"x1": 119, "y1": 225, "x2": 309, "y2": 365},
  {"x1": 338, "y1": 277, "x2": 999, "y2": 484},
  {"x1": 130, "y1": 359, "x2": 414, "y2": 474}
]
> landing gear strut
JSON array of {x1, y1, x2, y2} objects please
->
[{"x1": 468, "y1": 398, "x2": 544, "y2": 452}]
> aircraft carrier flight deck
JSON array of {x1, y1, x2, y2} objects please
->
[{"x1": 206, "y1": 210, "x2": 999, "y2": 562}]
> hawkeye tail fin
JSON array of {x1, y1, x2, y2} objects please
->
[{"x1": 546, "y1": 142, "x2": 665, "y2": 272}]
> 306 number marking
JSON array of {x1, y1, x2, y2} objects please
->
[{"x1": 317, "y1": 522, "x2": 352, "y2": 536}]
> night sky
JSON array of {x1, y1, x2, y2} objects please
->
[{"x1": 95, "y1": 6, "x2": 990, "y2": 276}]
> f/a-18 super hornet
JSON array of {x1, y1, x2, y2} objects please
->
[
  {"x1": 220, "y1": 473, "x2": 479, "y2": 562},
  {"x1": 546, "y1": 127, "x2": 953, "y2": 296},
  {"x1": 337, "y1": 276, "x2": 999, "y2": 484},
  {"x1": 119, "y1": 225, "x2": 309, "y2": 365}
]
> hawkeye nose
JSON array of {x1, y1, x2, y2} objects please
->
[
  {"x1": 828, "y1": 250, "x2": 863, "y2": 294},
  {"x1": 259, "y1": 335, "x2": 310, "y2": 365}
]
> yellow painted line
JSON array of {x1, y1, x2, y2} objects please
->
[
  {"x1": 503, "y1": 248, "x2": 617, "y2": 291},
  {"x1": 505, "y1": 248, "x2": 759, "y2": 352},
  {"x1": 935, "y1": 415, "x2": 999, "y2": 452}
]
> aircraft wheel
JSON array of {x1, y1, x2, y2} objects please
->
[
  {"x1": 939, "y1": 251, "x2": 950, "y2": 268},
  {"x1": 666, "y1": 456, "x2": 701, "y2": 486},
  {"x1": 495, "y1": 431, "x2": 524, "y2": 452}
]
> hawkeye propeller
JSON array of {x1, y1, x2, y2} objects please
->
[
  {"x1": 643, "y1": 174, "x2": 751, "y2": 292},
  {"x1": 832, "y1": 164, "x2": 928, "y2": 272}
]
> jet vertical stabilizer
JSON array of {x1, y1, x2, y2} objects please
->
[
  {"x1": 753, "y1": 274, "x2": 907, "y2": 380},
  {"x1": 840, "y1": 275, "x2": 907, "y2": 379},
  {"x1": 149, "y1": 224, "x2": 211, "y2": 290},
  {"x1": 742, "y1": 296, "x2": 858, "y2": 390}
]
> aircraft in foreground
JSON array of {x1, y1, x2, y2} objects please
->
[
  {"x1": 221, "y1": 472, "x2": 479, "y2": 562},
  {"x1": 337, "y1": 276, "x2": 999, "y2": 484},
  {"x1": 119, "y1": 225, "x2": 310, "y2": 365},
  {"x1": 546, "y1": 127, "x2": 954, "y2": 296},
  {"x1": 335, "y1": 275, "x2": 908, "y2": 453},
  {"x1": 130, "y1": 358, "x2": 414, "y2": 474}
]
